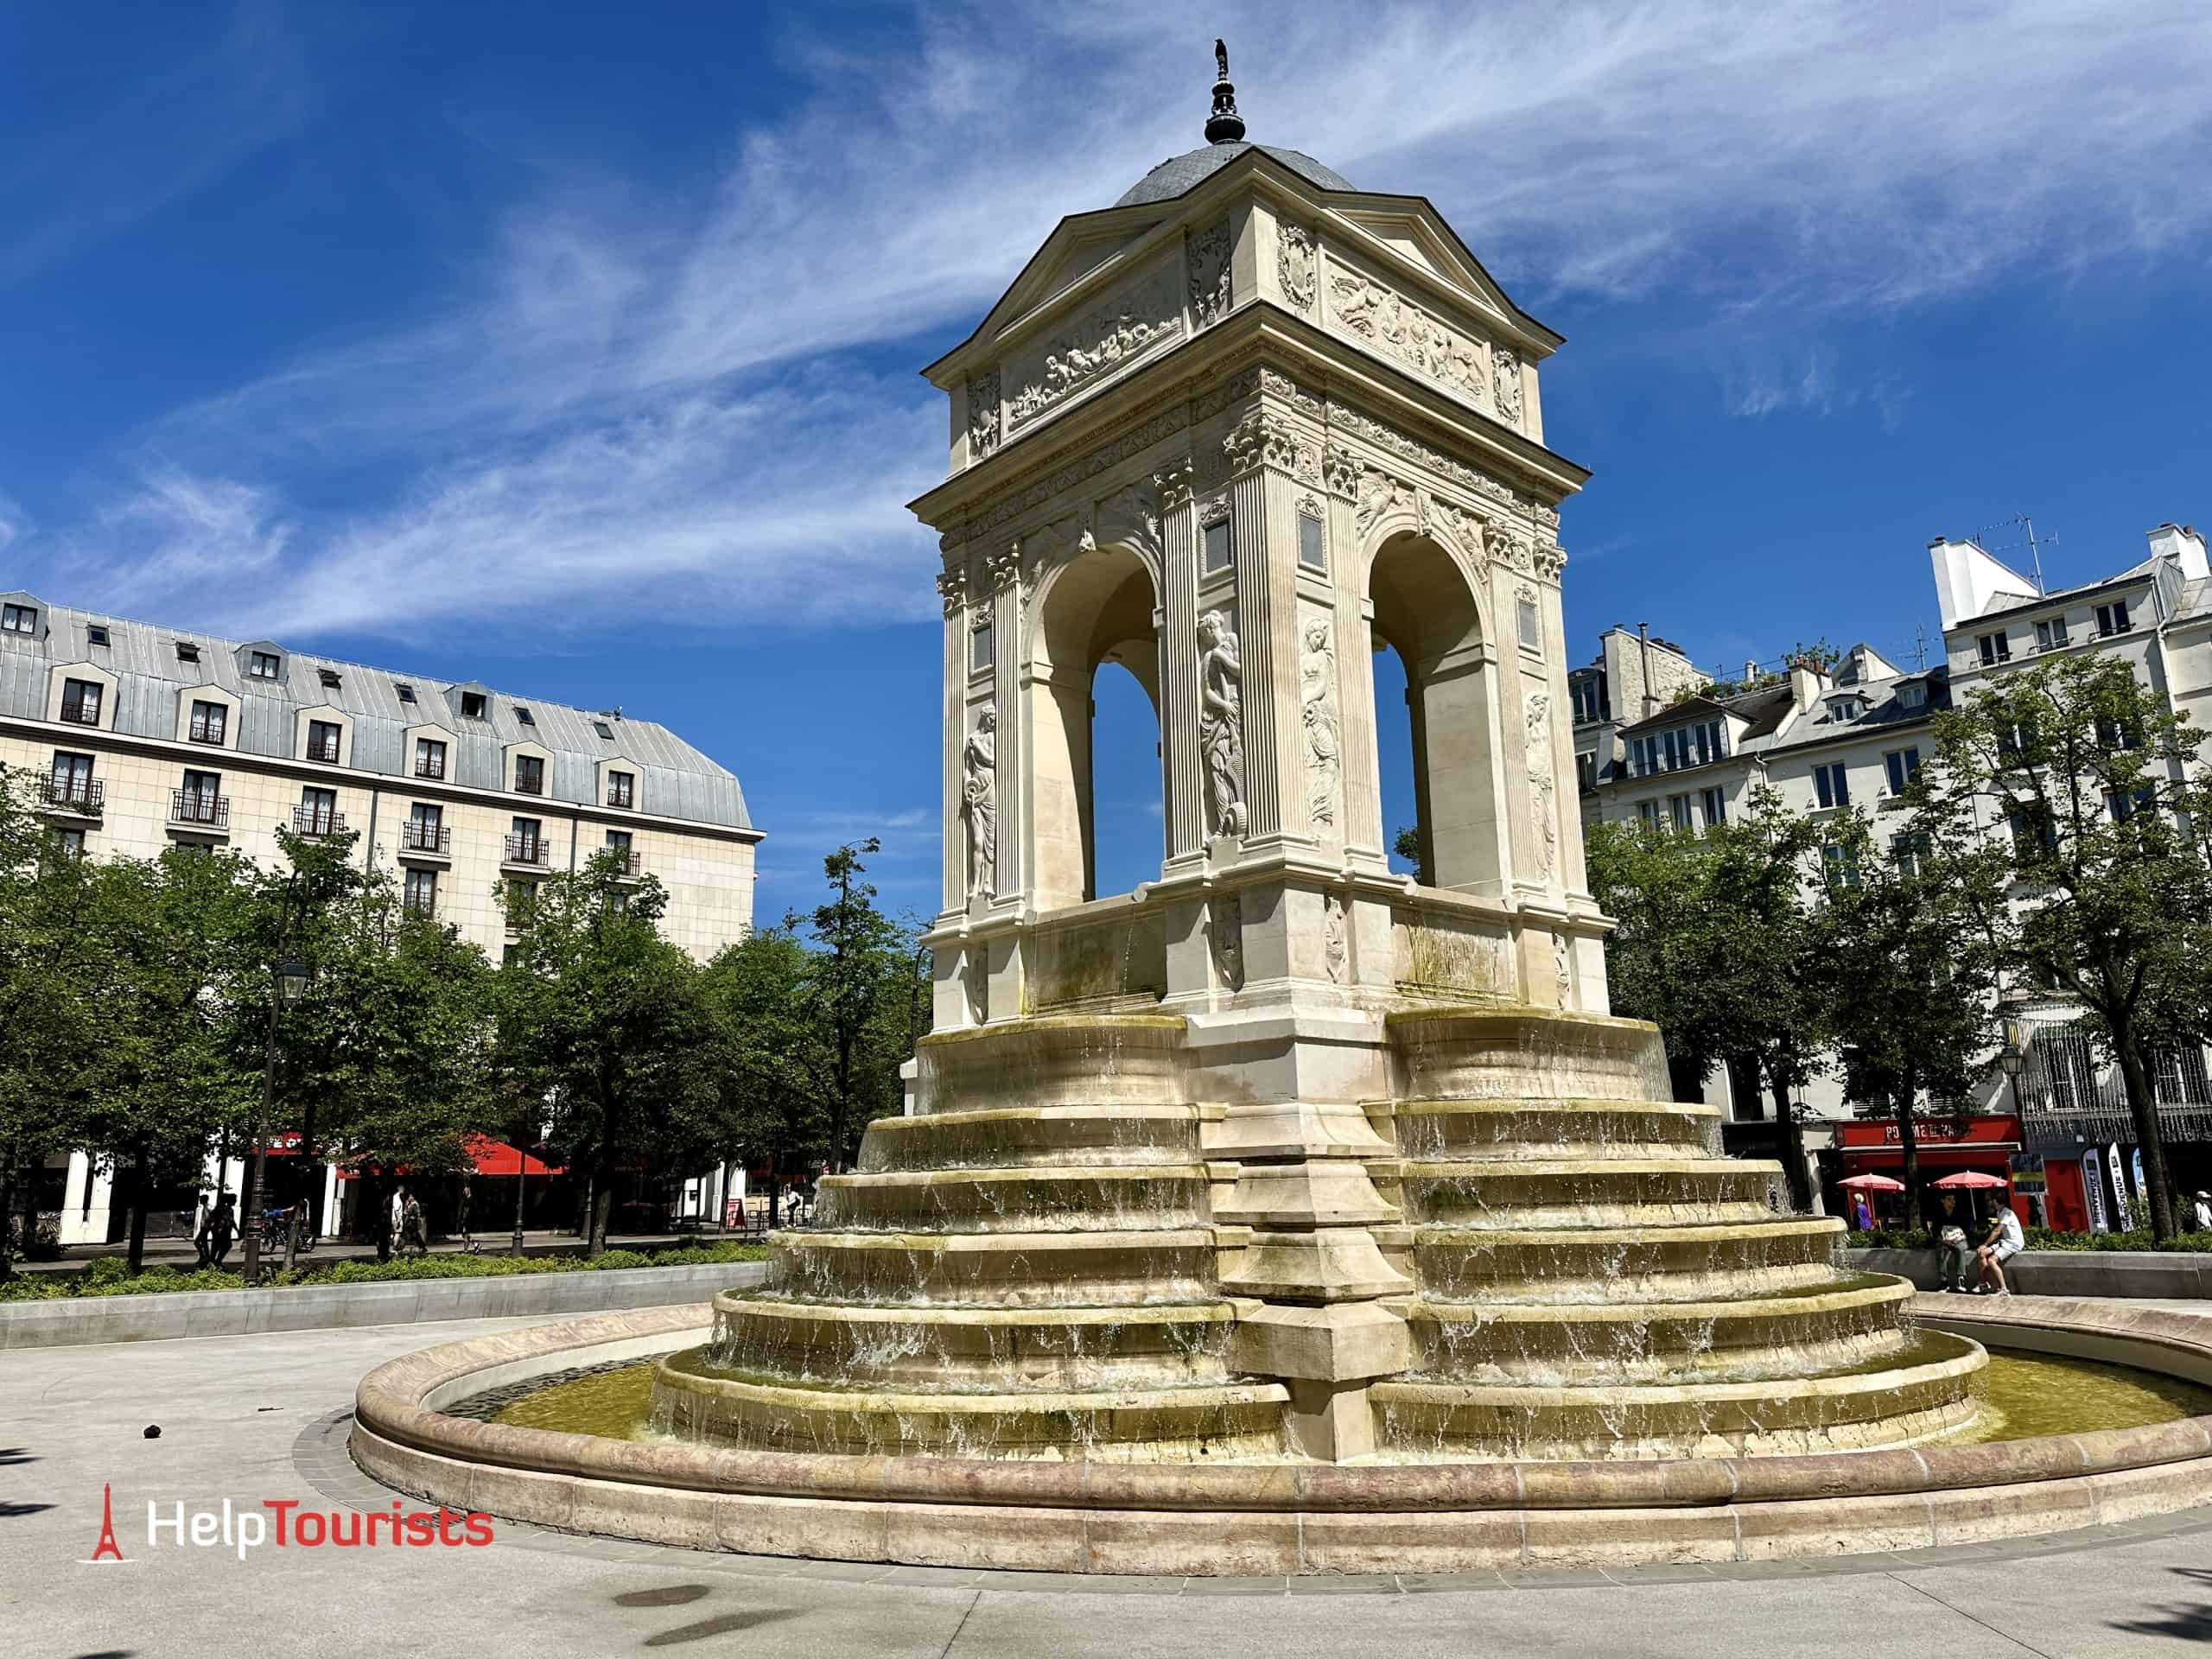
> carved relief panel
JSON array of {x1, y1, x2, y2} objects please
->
[
  {"x1": 1186, "y1": 216, "x2": 1233, "y2": 330},
  {"x1": 1007, "y1": 258, "x2": 1183, "y2": 433}
]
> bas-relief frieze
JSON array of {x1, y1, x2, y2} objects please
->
[
  {"x1": 1186, "y1": 217, "x2": 1233, "y2": 330},
  {"x1": 1198, "y1": 608, "x2": 1248, "y2": 838},
  {"x1": 1007, "y1": 260, "x2": 1183, "y2": 431},
  {"x1": 1524, "y1": 690, "x2": 1557, "y2": 880},
  {"x1": 1326, "y1": 260, "x2": 1494, "y2": 411}
]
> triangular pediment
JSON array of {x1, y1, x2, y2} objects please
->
[{"x1": 1326, "y1": 207, "x2": 1543, "y2": 346}]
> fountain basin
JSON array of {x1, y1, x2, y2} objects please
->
[{"x1": 351, "y1": 1295, "x2": 2212, "y2": 1573}]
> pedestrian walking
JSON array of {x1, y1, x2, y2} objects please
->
[
  {"x1": 400, "y1": 1191, "x2": 429, "y2": 1257},
  {"x1": 456, "y1": 1178, "x2": 475, "y2": 1252},
  {"x1": 197, "y1": 1195, "x2": 237, "y2": 1269}
]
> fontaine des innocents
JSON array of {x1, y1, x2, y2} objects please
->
[{"x1": 656, "y1": 55, "x2": 1987, "y2": 1465}]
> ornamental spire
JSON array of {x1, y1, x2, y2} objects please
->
[{"x1": 1205, "y1": 38, "x2": 1245, "y2": 145}]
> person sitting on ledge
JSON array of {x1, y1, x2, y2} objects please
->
[
  {"x1": 1937, "y1": 1222, "x2": 1973, "y2": 1292},
  {"x1": 1974, "y1": 1204, "x2": 2024, "y2": 1296}
]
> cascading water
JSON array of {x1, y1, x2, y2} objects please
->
[{"x1": 648, "y1": 1008, "x2": 1983, "y2": 1466}]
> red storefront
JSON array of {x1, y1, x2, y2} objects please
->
[{"x1": 1835, "y1": 1116, "x2": 2023, "y2": 1223}]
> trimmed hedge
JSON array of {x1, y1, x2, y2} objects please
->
[
  {"x1": 0, "y1": 1238, "x2": 766, "y2": 1302},
  {"x1": 1853, "y1": 1225, "x2": 2212, "y2": 1254}
]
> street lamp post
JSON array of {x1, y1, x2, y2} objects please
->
[
  {"x1": 241, "y1": 956, "x2": 309, "y2": 1287},
  {"x1": 2001, "y1": 1015, "x2": 2027, "y2": 1117}
]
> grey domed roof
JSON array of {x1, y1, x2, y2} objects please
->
[{"x1": 1115, "y1": 142, "x2": 1353, "y2": 208}]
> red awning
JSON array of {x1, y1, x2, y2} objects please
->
[
  {"x1": 464, "y1": 1135, "x2": 564, "y2": 1178},
  {"x1": 334, "y1": 1138, "x2": 565, "y2": 1180}
]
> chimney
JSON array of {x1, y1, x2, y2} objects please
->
[
  {"x1": 2148, "y1": 522, "x2": 2209, "y2": 583},
  {"x1": 1789, "y1": 657, "x2": 1828, "y2": 713},
  {"x1": 1744, "y1": 659, "x2": 1758, "y2": 684}
]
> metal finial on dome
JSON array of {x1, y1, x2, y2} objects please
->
[{"x1": 1205, "y1": 38, "x2": 1244, "y2": 145}]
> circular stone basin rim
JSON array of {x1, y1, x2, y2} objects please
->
[{"x1": 353, "y1": 1300, "x2": 2212, "y2": 1517}]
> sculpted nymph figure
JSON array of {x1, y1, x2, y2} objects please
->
[
  {"x1": 963, "y1": 708, "x2": 996, "y2": 896},
  {"x1": 1198, "y1": 609, "x2": 1248, "y2": 837}
]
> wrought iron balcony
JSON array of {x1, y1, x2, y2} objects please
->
[
  {"x1": 399, "y1": 821, "x2": 452, "y2": 855},
  {"x1": 292, "y1": 806, "x2": 347, "y2": 836},
  {"x1": 607, "y1": 849, "x2": 642, "y2": 877},
  {"x1": 503, "y1": 834, "x2": 550, "y2": 868},
  {"x1": 169, "y1": 790, "x2": 229, "y2": 830},
  {"x1": 414, "y1": 757, "x2": 446, "y2": 780},
  {"x1": 37, "y1": 777, "x2": 104, "y2": 816},
  {"x1": 306, "y1": 735, "x2": 341, "y2": 763}
]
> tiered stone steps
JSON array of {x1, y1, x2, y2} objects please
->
[
  {"x1": 1371, "y1": 1092, "x2": 1983, "y2": 1459},
  {"x1": 652, "y1": 1027, "x2": 1290, "y2": 1460}
]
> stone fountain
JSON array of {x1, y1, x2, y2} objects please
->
[
  {"x1": 645, "y1": 53, "x2": 1983, "y2": 1471},
  {"x1": 352, "y1": 61, "x2": 2212, "y2": 1571}
]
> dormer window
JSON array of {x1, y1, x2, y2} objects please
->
[
  {"x1": 461, "y1": 691, "x2": 488, "y2": 720},
  {"x1": 307, "y1": 720, "x2": 343, "y2": 764},
  {"x1": 175, "y1": 641, "x2": 200, "y2": 663},
  {"x1": 514, "y1": 755, "x2": 544, "y2": 796},
  {"x1": 249, "y1": 651, "x2": 281, "y2": 680},
  {"x1": 607, "y1": 770, "x2": 634, "y2": 809},
  {"x1": 1897, "y1": 682, "x2": 1927, "y2": 710},
  {"x1": 87, "y1": 625, "x2": 110, "y2": 647},
  {"x1": 61, "y1": 678, "x2": 103, "y2": 726},
  {"x1": 1, "y1": 603, "x2": 35, "y2": 635}
]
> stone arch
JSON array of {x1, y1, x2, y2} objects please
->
[
  {"x1": 1362, "y1": 527, "x2": 1508, "y2": 896},
  {"x1": 1027, "y1": 539, "x2": 1162, "y2": 906}
]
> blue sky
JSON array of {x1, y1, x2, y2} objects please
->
[{"x1": 5, "y1": 2, "x2": 2210, "y2": 925}]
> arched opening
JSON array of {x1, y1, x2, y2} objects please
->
[
  {"x1": 1366, "y1": 533, "x2": 1499, "y2": 894},
  {"x1": 1030, "y1": 543, "x2": 1161, "y2": 907},
  {"x1": 1089, "y1": 660, "x2": 1164, "y2": 899}
]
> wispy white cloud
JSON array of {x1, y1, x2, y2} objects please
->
[{"x1": 13, "y1": 1, "x2": 2209, "y2": 639}]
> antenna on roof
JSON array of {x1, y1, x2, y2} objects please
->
[{"x1": 1974, "y1": 512, "x2": 2055, "y2": 597}]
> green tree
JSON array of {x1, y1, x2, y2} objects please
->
[
  {"x1": 1586, "y1": 790, "x2": 1829, "y2": 1211},
  {"x1": 286, "y1": 876, "x2": 499, "y2": 1268},
  {"x1": 79, "y1": 847, "x2": 259, "y2": 1271},
  {"x1": 0, "y1": 766, "x2": 109, "y2": 1278},
  {"x1": 801, "y1": 840, "x2": 906, "y2": 1175},
  {"x1": 701, "y1": 923, "x2": 826, "y2": 1224},
  {"x1": 1917, "y1": 654, "x2": 2212, "y2": 1241},
  {"x1": 496, "y1": 850, "x2": 718, "y2": 1254},
  {"x1": 1811, "y1": 807, "x2": 2006, "y2": 1227}
]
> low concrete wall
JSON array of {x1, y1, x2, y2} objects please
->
[
  {"x1": 1844, "y1": 1247, "x2": 2212, "y2": 1300},
  {"x1": 0, "y1": 1262, "x2": 765, "y2": 1351},
  {"x1": 351, "y1": 1297, "x2": 2212, "y2": 1575}
]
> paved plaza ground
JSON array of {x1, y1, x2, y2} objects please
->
[{"x1": 3, "y1": 1313, "x2": 2209, "y2": 1658}]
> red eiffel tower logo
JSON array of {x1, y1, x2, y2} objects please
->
[{"x1": 88, "y1": 1482, "x2": 124, "y2": 1562}]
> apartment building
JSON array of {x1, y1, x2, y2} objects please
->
[
  {"x1": 1571, "y1": 521, "x2": 2212, "y2": 1218},
  {"x1": 0, "y1": 590, "x2": 763, "y2": 1244}
]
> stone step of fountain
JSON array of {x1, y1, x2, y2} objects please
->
[
  {"x1": 859, "y1": 1103, "x2": 1203, "y2": 1173},
  {"x1": 1370, "y1": 1325, "x2": 1986, "y2": 1460},
  {"x1": 1387, "y1": 1007, "x2": 1674, "y2": 1103},
  {"x1": 704, "y1": 1294, "x2": 1239, "y2": 1391},
  {"x1": 649, "y1": 1356, "x2": 1291, "y2": 1460},
  {"x1": 814, "y1": 1164, "x2": 1213, "y2": 1233},
  {"x1": 1398, "y1": 1158, "x2": 1785, "y2": 1229},
  {"x1": 1409, "y1": 1217, "x2": 1846, "y2": 1302},
  {"x1": 765, "y1": 1227, "x2": 1220, "y2": 1306},
  {"x1": 1405, "y1": 1274, "x2": 1916, "y2": 1384},
  {"x1": 1389, "y1": 1097, "x2": 1722, "y2": 1161}
]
